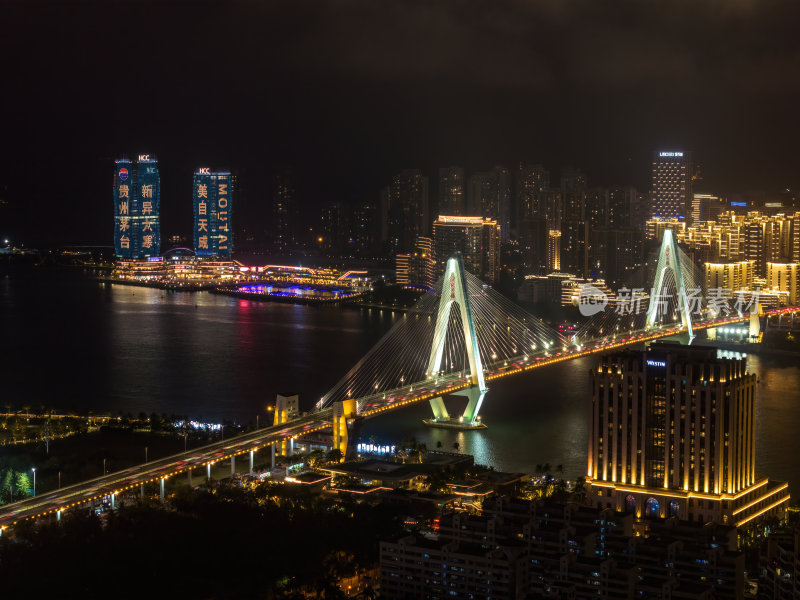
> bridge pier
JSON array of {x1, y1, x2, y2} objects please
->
[
  {"x1": 750, "y1": 303, "x2": 763, "y2": 341},
  {"x1": 461, "y1": 387, "x2": 486, "y2": 423},
  {"x1": 333, "y1": 399, "x2": 356, "y2": 460},
  {"x1": 57, "y1": 510, "x2": 61, "y2": 522},
  {"x1": 160, "y1": 478, "x2": 165, "y2": 501},
  {"x1": 188, "y1": 469, "x2": 193, "y2": 487},
  {"x1": 230, "y1": 456, "x2": 235, "y2": 476},
  {"x1": 424, "y1": 387, "x2": 488, "y2": 429},
  {"x1": 249, "y1": 450, "x2": 254, "y2": 474},
  {"x1": 270, "y1": 444, "x2": 276, "y2": 469},
  {"x1": 274, "y1": 393, "x2": 299, "y2": 456},
  {"x1": 429, "y1": 397, "x2": 450, "y2": 420},
  {"x1": 140, "y1": 483, "x2": 144, "y2": 498},
  {"x1": 111, "y1": 494, "x2": 116, "y2": 510},
  {"x1": 207, "y1": 463, "x2": 212, "y2": 481}
]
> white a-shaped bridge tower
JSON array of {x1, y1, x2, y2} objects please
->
[
  {"x1": 425, "y1": 255, "x2": 488, "y2": 427},
  {"x1": 645, "y1": 228, "x2": 695, "y2": 340}
]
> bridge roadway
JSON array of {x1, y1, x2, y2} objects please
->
[{"x1": 1, "y1": 310, "x2": 795, "y2": 530}]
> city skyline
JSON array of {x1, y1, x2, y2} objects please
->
[
  {"x1": 4, "y1": 1, "x2": 800, "y2": 245},
  {"x1": 3, "y1": 3, "x2": 800, "y2": 597}
]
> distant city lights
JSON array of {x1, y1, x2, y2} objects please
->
[
  {"x1": 173, "y1": 420, "x2": 222, "y2": 432},
  {"x1": 357, "y1": 443, "x2": 396, "y2": 455}
]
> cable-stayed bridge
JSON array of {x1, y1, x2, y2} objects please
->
[{"x1": 1, "y1": 231, "x2": 798, "y2": 529}]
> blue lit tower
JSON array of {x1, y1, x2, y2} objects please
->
[
  {"x1": 113, "y1": 155, "x2": 161, "y2": 259},
  {"x1": 113, "y1": 158, "x2": 136, "y2": 258},
  {"x1": 135, "y1": 154, "x2": 161, "y2": 258},
  {"x1": 193, "y1": 168, "x2": 233, "y2": 258}
]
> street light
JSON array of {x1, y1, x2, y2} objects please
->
[{"x1": 31, "y1": 468, "x2": 36, "y2": 497}]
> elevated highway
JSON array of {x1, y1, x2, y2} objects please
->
[{"x1": 2, "y1": 309, "x2": 786, "y2": 531}]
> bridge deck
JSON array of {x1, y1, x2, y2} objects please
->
[{"x1": 1, "y1": 310, "x2": 794, "y2": 529}]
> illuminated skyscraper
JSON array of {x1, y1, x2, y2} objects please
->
[
  {"x1": 136, "y1": 155, "x2": 161, "y2": 258},
  {"x1": 193, "y1": 168, "x2": 233, "y2": 259},
  {"x1": 586, "y1": 342, "x2": 789, "y2": 528},
  {"x1": 651, "y1": 151, "x2": 692, "y2": 222},
  {"x1": 113, "y1": 155, "x2": 161, "y2": 259},
  {"x1": 546, "y1": 229, "x2": 561, "y2": 271}
]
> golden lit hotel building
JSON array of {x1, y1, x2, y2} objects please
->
[
  {"x1": 546, "y1": 229, "x2": 561, "y2": 271},
  {"x1": 765, "y1": 262, "x2": 799, "y2": 305},
  {"x1": 586, "y1": 342, "x2": 789, "y2": 529},
  {"x1": 704, "y1": 260, "x2": 754, "y2": 294}
]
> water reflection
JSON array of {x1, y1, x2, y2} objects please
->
[{"x1": 3, "y1": 271, "x2": 800, "y2": 495}]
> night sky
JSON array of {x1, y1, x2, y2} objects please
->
[{"x1": 2, "y1": 0, "x2": 799, "y2": 244}]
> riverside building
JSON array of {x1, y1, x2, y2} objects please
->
[
  {"x1": 193, "y1": 168, "x2": 233, "y2": 259},
  {"x1": 113, "y1": 155, "x2": 161, "y2": 259},
  {"x1": 586, "y1": 342, "x2": 789, "y2": 529}
]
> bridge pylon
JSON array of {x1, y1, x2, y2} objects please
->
[
  {"x1": 274, "y1": 393, "x2": 298, "y2": 456},
  {"x1": 332, "y1": 399, "x2": 356, "y2": 461},
  {"x1": 645, "y1": 228, "x2": 695, "y2": 341},
  {"x1": 424, "y1": 254, "x2": 488, "y2": 430}
]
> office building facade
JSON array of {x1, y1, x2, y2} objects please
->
[
  {"x1": 650, "y1": 151, "x2": 692, "y2": 222},
  {"x1": 586, "y1": 342, "x2": 789, "y2": 528},
  {"x1": 193, "y1": 168, "x2": 233, "y2": 259},
  {"x1": 113, "y1": 155, "x2": 161, "y2": 259}
]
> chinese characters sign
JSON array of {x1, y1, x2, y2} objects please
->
[
  {"x1": 193, "y1": 169, "x2": 233, "y2": 258},
  {"x1": 113, "y1": 157, "x2": 160, "y2": 258}
]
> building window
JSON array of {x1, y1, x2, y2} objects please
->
[
  {"x1": 625, "y1": 495, "x2": 636, "y2": 513},
  {"x1": 669, "y1": 500, "x2": 680, "y2": 518},
  {"x1": 645, "y1": 497, "x2": 660, "y2": 518}
]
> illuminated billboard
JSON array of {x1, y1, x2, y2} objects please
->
[
  {"x1": 113, "y1": 158, "x2": 136, "y2": 258},
  {"x1": 113, "y1": 156, "x2": 161, "y2": 259},
  {"x1": 135, "y1": 155, "x2": 161, "y2": 258},
  {"x1": 193, "y1": 169, "x2": 233, "y2": 258}
]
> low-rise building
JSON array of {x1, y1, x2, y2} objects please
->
[{"x1": 380, "y1": 497, "x2": 746, "y2": 599}]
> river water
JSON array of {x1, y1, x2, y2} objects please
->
[{"x1": 2, "y1": 269, "x2": 799, "y2": 494}]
